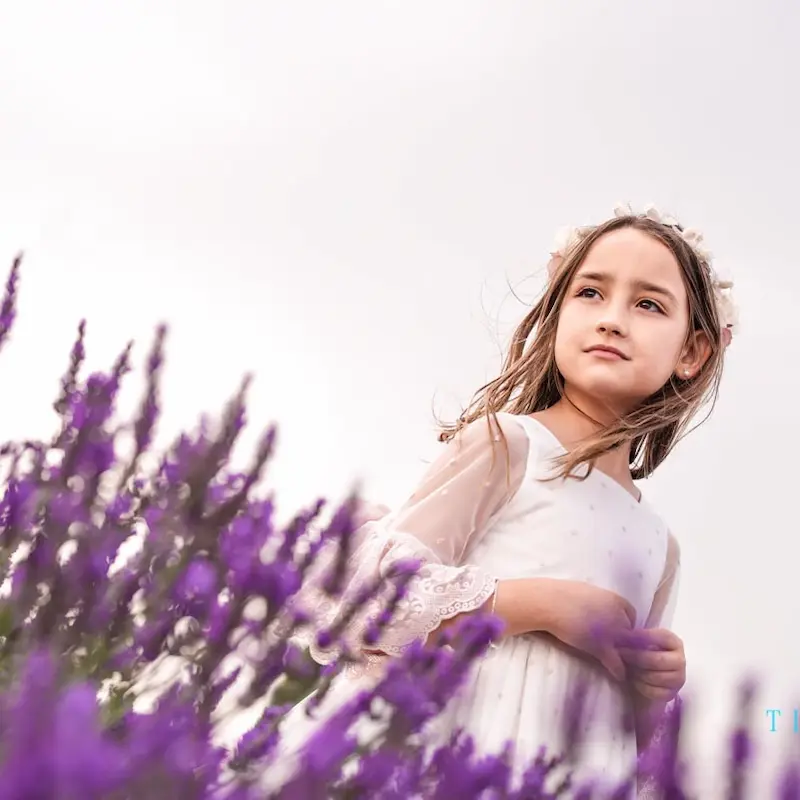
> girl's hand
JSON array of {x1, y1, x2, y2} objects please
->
[
  {"x1": 540, "y1": 579, "x2": 637, "y2": 682},
  {"x1": 617, "y1": 627, "x2": 686, "y2": 701}
]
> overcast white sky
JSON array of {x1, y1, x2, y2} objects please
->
[{"x1": 0, "y1": 1, "x2": 796, "y2": 793}]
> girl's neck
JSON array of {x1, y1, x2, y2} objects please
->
[{"x1": 539, "y1": 391, "x2": 635, "y2": 484}]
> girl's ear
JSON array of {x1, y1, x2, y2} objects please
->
[{"x1": 675, "y1": 329, "x2": 712, "y2": 381}]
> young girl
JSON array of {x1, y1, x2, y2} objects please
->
[{"x1": 267, "y1": 203, "x2": 737, "y2": 795}]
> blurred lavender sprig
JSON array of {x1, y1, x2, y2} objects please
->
[{"x1": 0, "y1": 254, "x2": 20, "y2": 354}]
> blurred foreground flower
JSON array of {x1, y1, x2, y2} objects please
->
[{"x1": 0, "y1": 255, "x2": 791, "y2": 799}]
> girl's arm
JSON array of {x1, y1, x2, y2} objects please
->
[{"x1": 291, "y1": 414, "x2": 532, "y2": 664}]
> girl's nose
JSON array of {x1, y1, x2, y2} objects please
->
[{"x1": 595, "y1": 315, "x2": 627, "y2": 337}]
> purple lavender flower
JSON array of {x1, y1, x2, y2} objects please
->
[
  {"x1": 424, "y1": 734, "x2": 514, "y2": 799},
  {"x1": 276, "y1": 692, "x2": 373, "y2": 795},
  {"x1": 231, "y1": 703, "x2": 292, "y2": 770},
  {"x1": 0, "y1": 254, "x2": 20, "y2": 354},
  {"x1": 177, "y1": 557, "x2": 218, "y2": 602},
  {"x1": 134, "y1": 325, "x2": 166, "y2": 455},
  {"x1": 53, "y1": 319, "x2": 86, "y2": 418},
  {"x1": 779, "y1": 763, "x2": 800, "y2": 800},
  {"x1": 51, "y1": 682, "x2": 128, "y2": 794}
]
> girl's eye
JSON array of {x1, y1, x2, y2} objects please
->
[
  {"x1": 576, "y1": 288, "x2": 665, "y2": 315},
  {"x1": 638, "y1": 299, "x2": 665, "y2": 314}
]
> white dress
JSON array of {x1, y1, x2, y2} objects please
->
[{"x1": 264, "y1": 412, "x2": 681, "y2": 796}]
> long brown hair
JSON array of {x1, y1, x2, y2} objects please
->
[{"x1": 437, "y1": 214, "x2": 726, "y2": 482}]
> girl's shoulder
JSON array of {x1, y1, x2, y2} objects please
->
[
  {"x1": 444, "y1": 413, "x2": 573, "y2": 498},
  {"x1": 445, "y1": 412, "x2": 539, "y2": 490},
  {"x1": 453, "y1": 411, "x2": 540, "y2": 462},
  {"x1": 490, "y1": 412, "x2": 566, "y2": 464}
]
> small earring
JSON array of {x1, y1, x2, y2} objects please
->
[{"x1": 683, "y1": 369, "x2": 690, "y2": 377}]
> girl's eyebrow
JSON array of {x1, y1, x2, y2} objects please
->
[{"x1": 574, "y1": 270, "x2": 679, "y2": 305}]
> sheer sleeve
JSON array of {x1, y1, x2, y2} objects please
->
[
  {"x1": 290, "y1": 414, "x2": 530, "y2": 665},
  {"x1": 645, "y1": 533, "x2": 681, "y2": 630}
]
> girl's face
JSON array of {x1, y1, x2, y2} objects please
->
[{"x1": 554, "y1": 227, "x2": 694, "y2": 413}]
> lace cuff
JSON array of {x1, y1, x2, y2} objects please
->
[
  {"x1": 279, "y1": 413, "x2": 530, "y2": 666},
  {"x1": 362, "y1": 544, "x2": 498, "y2": 657},
  {"x1": 287, "y1": 523, "x2": 497, "y2": 664}
]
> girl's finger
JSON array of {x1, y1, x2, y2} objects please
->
[
  {"x1": 618, "y1": 647, "x2": 682, "y2": 671},
  {"x1": 632, "y1": 679, "x2": 675, "y2": 701},
  {"x1": 644, "y1": 628, "x2": 681, "y2": 650},
  {"x1": 598, "y1": 647, "x2": 628, "y2": 682},
  {"x1": 630, "y1": 668, "x2": 684, "y2": 690},
  {"x1": 617, "y1": 627, "x2": 681, "y2": 651}
]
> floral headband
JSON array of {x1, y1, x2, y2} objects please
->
[{"x1": 546, "y1": 202, "x2": 739, "y2": 348}]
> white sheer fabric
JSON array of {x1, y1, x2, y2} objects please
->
[
  {"x1": 286, "y1": 416, "x2": 529, "y2": 668},
  {"x1": 645, "y1": 532, "x2": 680, "y2": 629}
]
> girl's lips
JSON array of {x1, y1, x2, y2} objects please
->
[{"x1": 586, "y1": 346, "x2": 629, "y2": 360}]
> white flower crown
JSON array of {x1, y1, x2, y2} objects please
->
[{"x1": 548, "y1": 202, "x2": 739, "y2": 347}]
